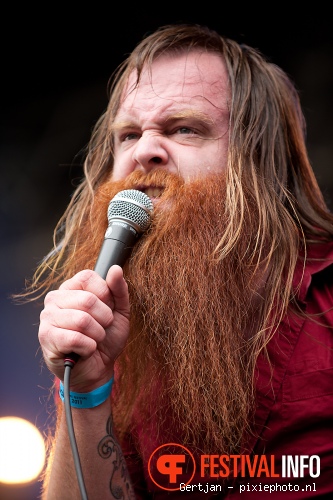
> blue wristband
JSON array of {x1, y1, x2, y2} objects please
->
[{"x1": 59, "y1": 377, "x2": 114, "y2": 408}]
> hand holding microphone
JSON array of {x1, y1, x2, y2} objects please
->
[
  {"x1": 38, "y1": 189, "x2": 153, "y2": 387},
  {"x1": 65, "y1": 189, "x2": 153, "y2": 367}
]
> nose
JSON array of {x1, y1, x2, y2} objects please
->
[{"x1": 132, "y1": 131, "x2": 169, "y2": 173}]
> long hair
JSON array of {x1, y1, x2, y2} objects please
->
[
  {"x1": 19, "y1": 22, "x2": 333, "y2": 453},
  {"x1": 21, "y1": 23, "x2": 333, "y2": 302}
]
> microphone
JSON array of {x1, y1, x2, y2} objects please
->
[
  {"x1": 94, "y1": 189, "x2": 154, "y2": 278},
  {"x1": 64, "y1": 189, "x2": 154, "y2": 366}
]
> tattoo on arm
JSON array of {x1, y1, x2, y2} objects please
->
[{"x1": 98, "y1": 416, "x2": 135, "y2": 500}]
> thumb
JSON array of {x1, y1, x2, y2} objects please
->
[{"x1": 105, "y1": 265, "x2": 130, "y2": 319}]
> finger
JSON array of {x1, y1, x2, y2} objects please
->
[
  {"x1": 59, "y1": 269, "x2": 113, "y2": 306},
  {"x1": 40, "y1": 304, "x2": 108, "y2": 346},
  {"x1": 44, "y1": 289, "x2": 113, "y2": 330},
  {"x1": 39, "y1": 323, "x2": 98, "y2": 361},
  {"x1": 105, "y1": 265, "x2": 130, "y2": 319}
]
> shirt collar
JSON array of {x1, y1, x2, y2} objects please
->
[{"x1": 293, "y1": 240, "x2": 333, "y2": 303}]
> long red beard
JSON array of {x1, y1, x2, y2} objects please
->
[{"x1": 74, "y1": 169, "x2": 264, "y2": 455}]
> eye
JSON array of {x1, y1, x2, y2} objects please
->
[
  {"x1": 121, "y1": 132, "x2": 140, "y2": 142},
  {"x1": 174, "y1": 127, "x2": 197, "y2": 136}
]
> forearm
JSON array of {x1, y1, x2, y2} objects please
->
[{"x1": 42, "y1": 400, "x2": 135, "y2": 500}]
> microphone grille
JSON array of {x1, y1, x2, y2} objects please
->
[{"x1": 107, "y1": 189, "x2": 154, "y2": 232}]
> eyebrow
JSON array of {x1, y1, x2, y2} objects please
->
[
  {"x1": 111, "y1": 109, "x2": 215, "y2": 133},
  {"x1": 164, "y1": 109, "x2": 215, "y2": 124}
]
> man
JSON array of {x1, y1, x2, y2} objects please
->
[{"x1": 26, "y1": 24, "x2": 333, "y2": 498}]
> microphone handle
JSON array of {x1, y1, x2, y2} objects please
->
[
  {"x1": 94, "y1": 222, "x2": 139, "y2": 278},
  {"x1": 64, "y1": 221, "x2": 139, "y2": 366}
]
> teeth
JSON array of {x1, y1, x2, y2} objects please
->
[{"x1": 144, "y1": 187, "x2": 163, "y2": 198}]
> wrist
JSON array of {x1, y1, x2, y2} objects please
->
[{"x1": 59, "y1": 377, "x2": 114, "y2": 409}]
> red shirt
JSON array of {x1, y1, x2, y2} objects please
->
[{"x1": 121, "y1": 241, "x2": 333, "y2": 498}]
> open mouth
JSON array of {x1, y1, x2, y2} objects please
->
[{"x1": 141, "y1": 187, "x2": 164, "y2": 199}]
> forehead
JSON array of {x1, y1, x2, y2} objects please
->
[{"x1": 119, "y1": 51, "x2": 230, "y2": 115}]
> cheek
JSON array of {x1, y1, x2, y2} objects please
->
[
  {"x1": 201, "y1": 143, "x2": 229, "y2": 176},
  {"x1": 111, "y1": 158, "x2": 135, "y2": 181},
  {"x1": 179, "y1": 150, "x2": 227, "y2": 181}
]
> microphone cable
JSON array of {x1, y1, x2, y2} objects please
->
[
  {"x1": 63, "y1": 359, "x2": 88, "y2": 500},
  {"x1": 61, "y1": 189, "x2": 153, "y2": 499}
]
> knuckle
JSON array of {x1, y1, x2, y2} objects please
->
[
  {"x1": 44, "y1": 290, "x2": 57, "y2": 305},
  {"x1": 39, "y1": 306, "x2": 53, "y2": 325},
  {"x1": 59, "y1": 269, "x2": 96, "y2": 291},
  {"x1": 78, "y1": 291, "x2": 98, "y2": 311},
  {"x1": 40, "y1": 300, "x2": 58, "y2": 321},
  {"x1": 76, "y1": 269, "x2": 97, "y2": 285},
  {"x1": 74, "y1": 311, "x2": 94, "y2": 331},
  {"x1": 38, "y1": 323, "x2": 52, "y2": 343}
]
